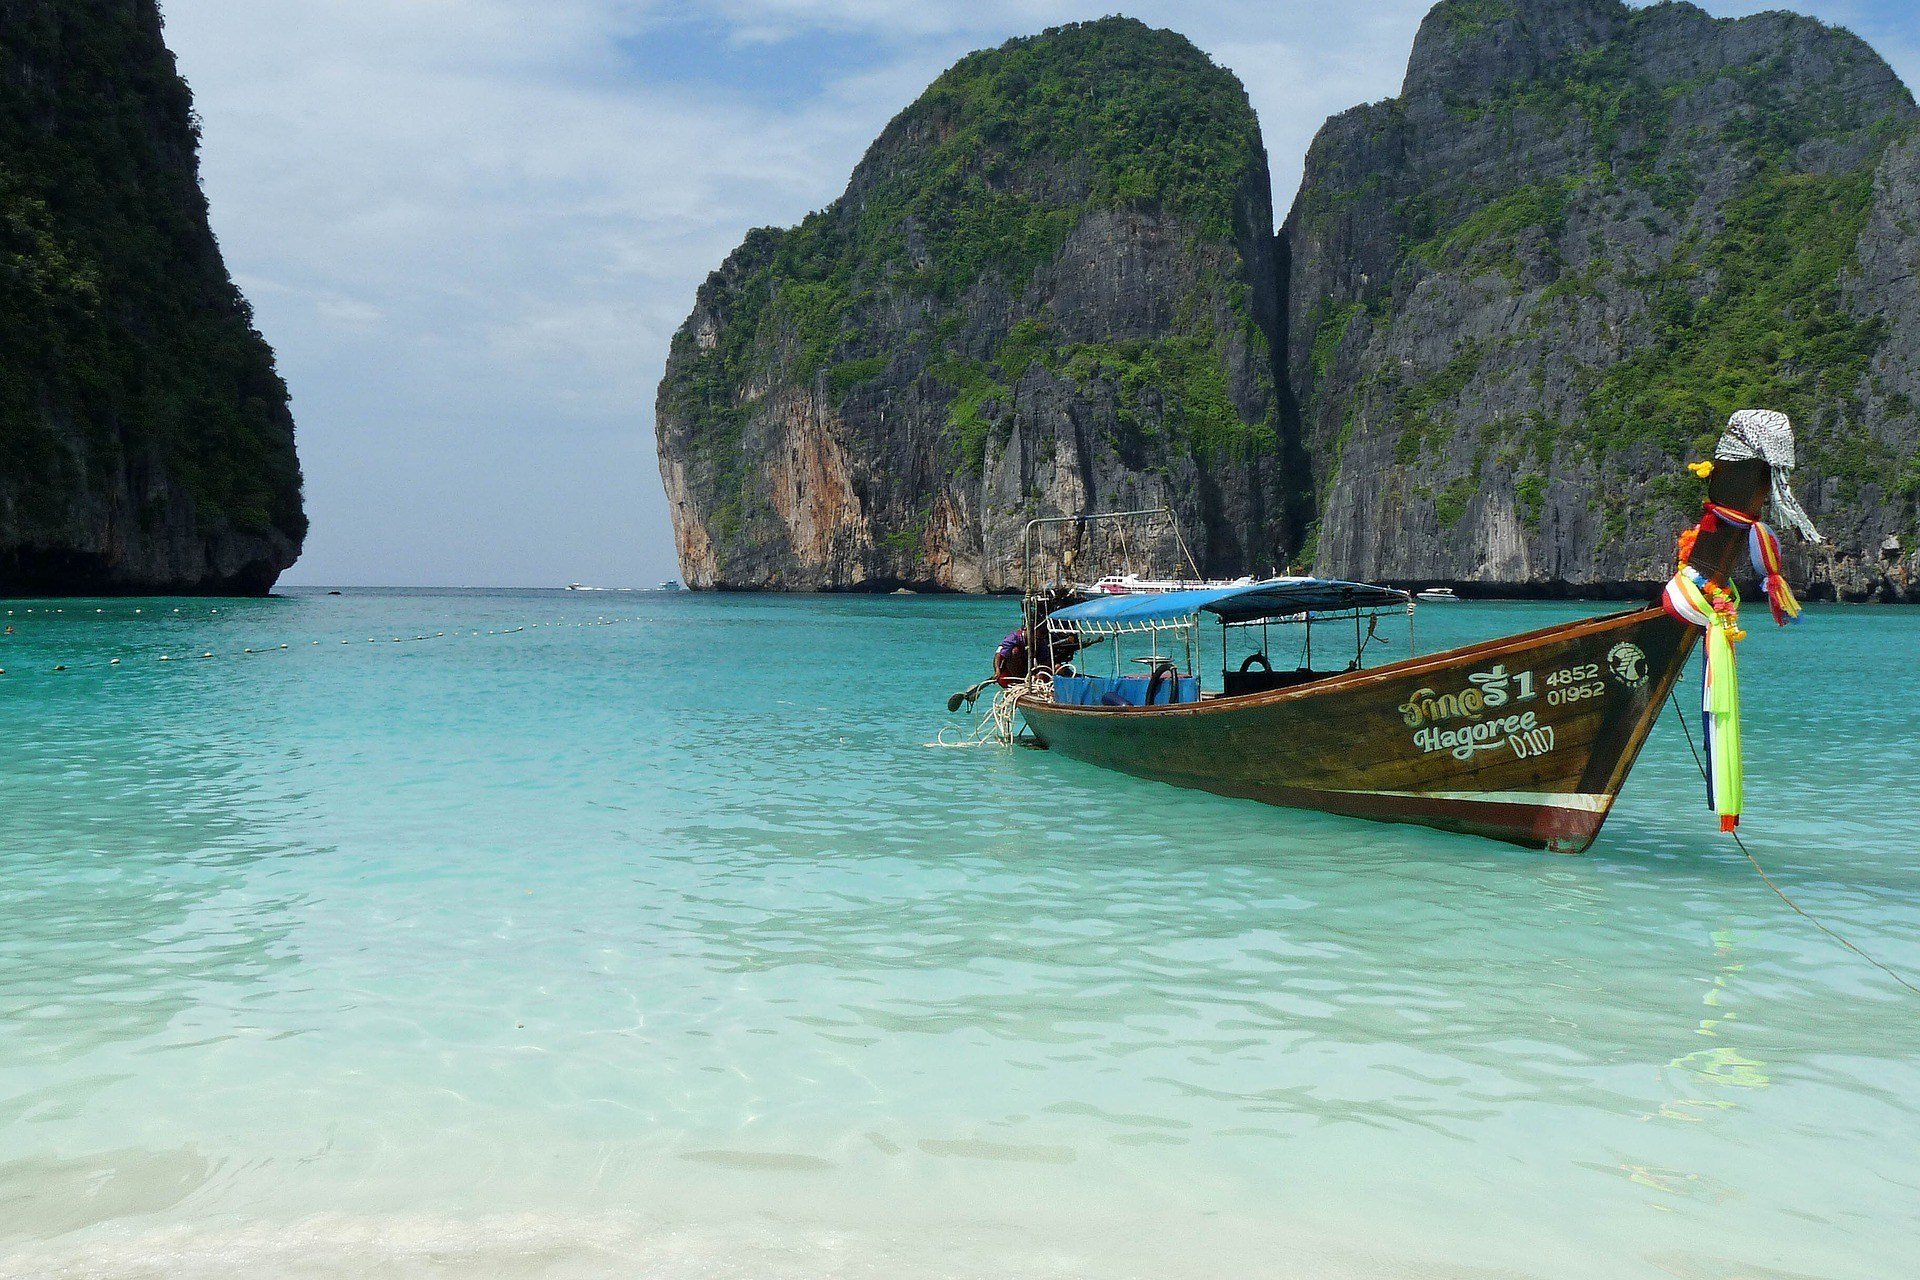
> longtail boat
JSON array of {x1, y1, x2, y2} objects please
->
[{"x1": 980, "y1": 415, "x2": 1813, "y2": 853}]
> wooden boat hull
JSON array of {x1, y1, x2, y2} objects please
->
[{"x1": 1020, "y1": 606, "x2": 1694, "y2": 853}]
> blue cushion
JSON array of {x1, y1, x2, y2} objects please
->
[{"x1": 1050, "y1": 673, "x2": 1196, "y2": 707}]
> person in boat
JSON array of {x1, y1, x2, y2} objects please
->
[
  {"x1": 994, "y1": 588, "x2": 1093, "y2": 684},
  {"x1": 996, "y1": 625, "x2": 1090, "y2": 683},
  {"x1": 993, "y1": 626, "x2": 1032, "y2": 683}
]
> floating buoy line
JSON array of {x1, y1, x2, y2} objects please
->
[{"x1": 0, "y1": 605, "x2": 647, "y2": 678}]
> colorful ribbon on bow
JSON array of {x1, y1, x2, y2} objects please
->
[
  {"x1": 1696, "y1": 501, "x2": 1803, "y2": 626},
  {"x1": 1665, "y1": 488, "x2": 1804, "y2": 834},
  {"x1": 1661, "y1": 567, "x2": 1745, "y2": 831}
]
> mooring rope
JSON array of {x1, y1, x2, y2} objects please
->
[
  {"x1": 931, "y1": 673, "x2": 1050, "y2": 748},
  {"x1": 1667, "y1": 689, "x2": 1920, "y2": 997}
]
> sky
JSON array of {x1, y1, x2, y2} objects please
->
[{"x1": 159, "y1": 0, "x2": 1920, "y2": 588}]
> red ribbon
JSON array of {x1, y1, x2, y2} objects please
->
[{"x1": 1691, "y1": 500, "x2": 1798, "y2": 627}]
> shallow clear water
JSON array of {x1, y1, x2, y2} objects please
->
[{"x1": 1, "y1": 589, "x2": 1916, "y2": 1279}]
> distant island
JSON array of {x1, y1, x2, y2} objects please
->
[
  {"x1": 657, "y1": 0, "x2": 1920, "y2": 601},
  {"x1": 0, "y1": 0, "x2": 304, "y2": 596}
]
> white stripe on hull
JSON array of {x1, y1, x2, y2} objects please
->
[{"x1": 1325, "y1": 789, "x2": 1613, "y2": 814}]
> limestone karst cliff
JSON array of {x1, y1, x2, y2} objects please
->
[
  {"x1": 1, "y1": 0, "x2": 304, "y2": 595},
  {"x1": 657, "y1": 1, "x2": 1920, "y2": 599},
  {"x1": 656, "y1": 17, "x2": 1295, "y2": 591},
  {"x1": 1285, "y1": 0, "x2": 1920, "y2": 599}
]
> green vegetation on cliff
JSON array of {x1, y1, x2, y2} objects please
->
[
  {"x1": 1, "y1": 0, "x2": 304, "y2": 543},
  {"x1": 1416, "y1": 2, "x2": 1911, "y2": 480},
  {"x1": 1292, "y1": 0, "x2": 1920, "y2": 589},
  {"x1": 663, "y1": 16, "x2": 1276, "y2": 489},
  {"x1": 663, "y1": 0, "x2": 1920, "y2": 595},
  {"x1": 1586, "y1": 162, "x2": 1894, "y2": 467}
]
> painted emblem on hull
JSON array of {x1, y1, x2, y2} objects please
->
[{"x1": 1607, "y1": 642, "x2": 1649, "y2": 688}]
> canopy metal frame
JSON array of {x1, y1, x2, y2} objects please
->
[
  {"x1": 1019, "y1": 507, "x2": 1201, "y2": 642},
  {"x1": 1046, "y1": 600, "x2": 1416, "y2": 698}
]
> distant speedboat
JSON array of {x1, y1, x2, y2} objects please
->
[
  {"x1": 658, "y1": 579, "x2": 684, "y2": 592},
  {"x1": 1416, "y1": 587, "x2": 1461, "y2": 603}
]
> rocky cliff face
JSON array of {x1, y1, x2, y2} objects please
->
[
  {"x1": 1284, "y1": 0, "x2": 1920, "y2": 599},
  {"x1": 656, "y1": 18, "x2": 1295, "y2": 590},
  {"x1": 660, "y1": 1, "x2": 1920, "y2": 600},
  {"x1": 1, "y1": 0, "x2": 304, "y2": 595}
]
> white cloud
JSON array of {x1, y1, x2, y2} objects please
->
[{"x1": 165, "y1": 0, "x2": 898, "y2": 585}]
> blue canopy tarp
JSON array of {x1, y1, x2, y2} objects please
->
[{"x1": 1047, "y1": 577, "x2": 1410, "y2": 631}]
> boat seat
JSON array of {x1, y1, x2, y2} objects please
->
[{"x1": 1052, "y1": 673, "x2": 1198, "y2": 707}]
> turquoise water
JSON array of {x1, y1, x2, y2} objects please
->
[{"x1": 2, "y1": 590, "x2": 1916, "y2": 1279}]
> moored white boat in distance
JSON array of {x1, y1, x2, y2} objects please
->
[
  {"x1": 658, "y1": 579, "x2": 684, "y2": 592},
  {"x1": 1416, "y1": 587, "x2": 1461, "y2": 602},
  {"x1": 1088, "y1": 571, "x2": 1255, "y2": 595}
]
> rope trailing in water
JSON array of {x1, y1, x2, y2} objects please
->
[
  {"x1": 932, "y1": 673, "x2": 1051, "y2": 748},
  {"x1": 1667, "y1": 689, "x2": 1920, "y2": 998}
]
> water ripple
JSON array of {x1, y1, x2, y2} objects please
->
[{"x1": 1, "y1": 593, "x2": 1916, "y2": 1278}]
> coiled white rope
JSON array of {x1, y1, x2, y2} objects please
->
[{"x1": 931, "y1": 672, "x2": 1052, "y2": 748}]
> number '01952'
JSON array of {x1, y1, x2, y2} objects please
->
[{"x1": 1545, "y1": 663, "x2": 1605, "y2": 706}]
